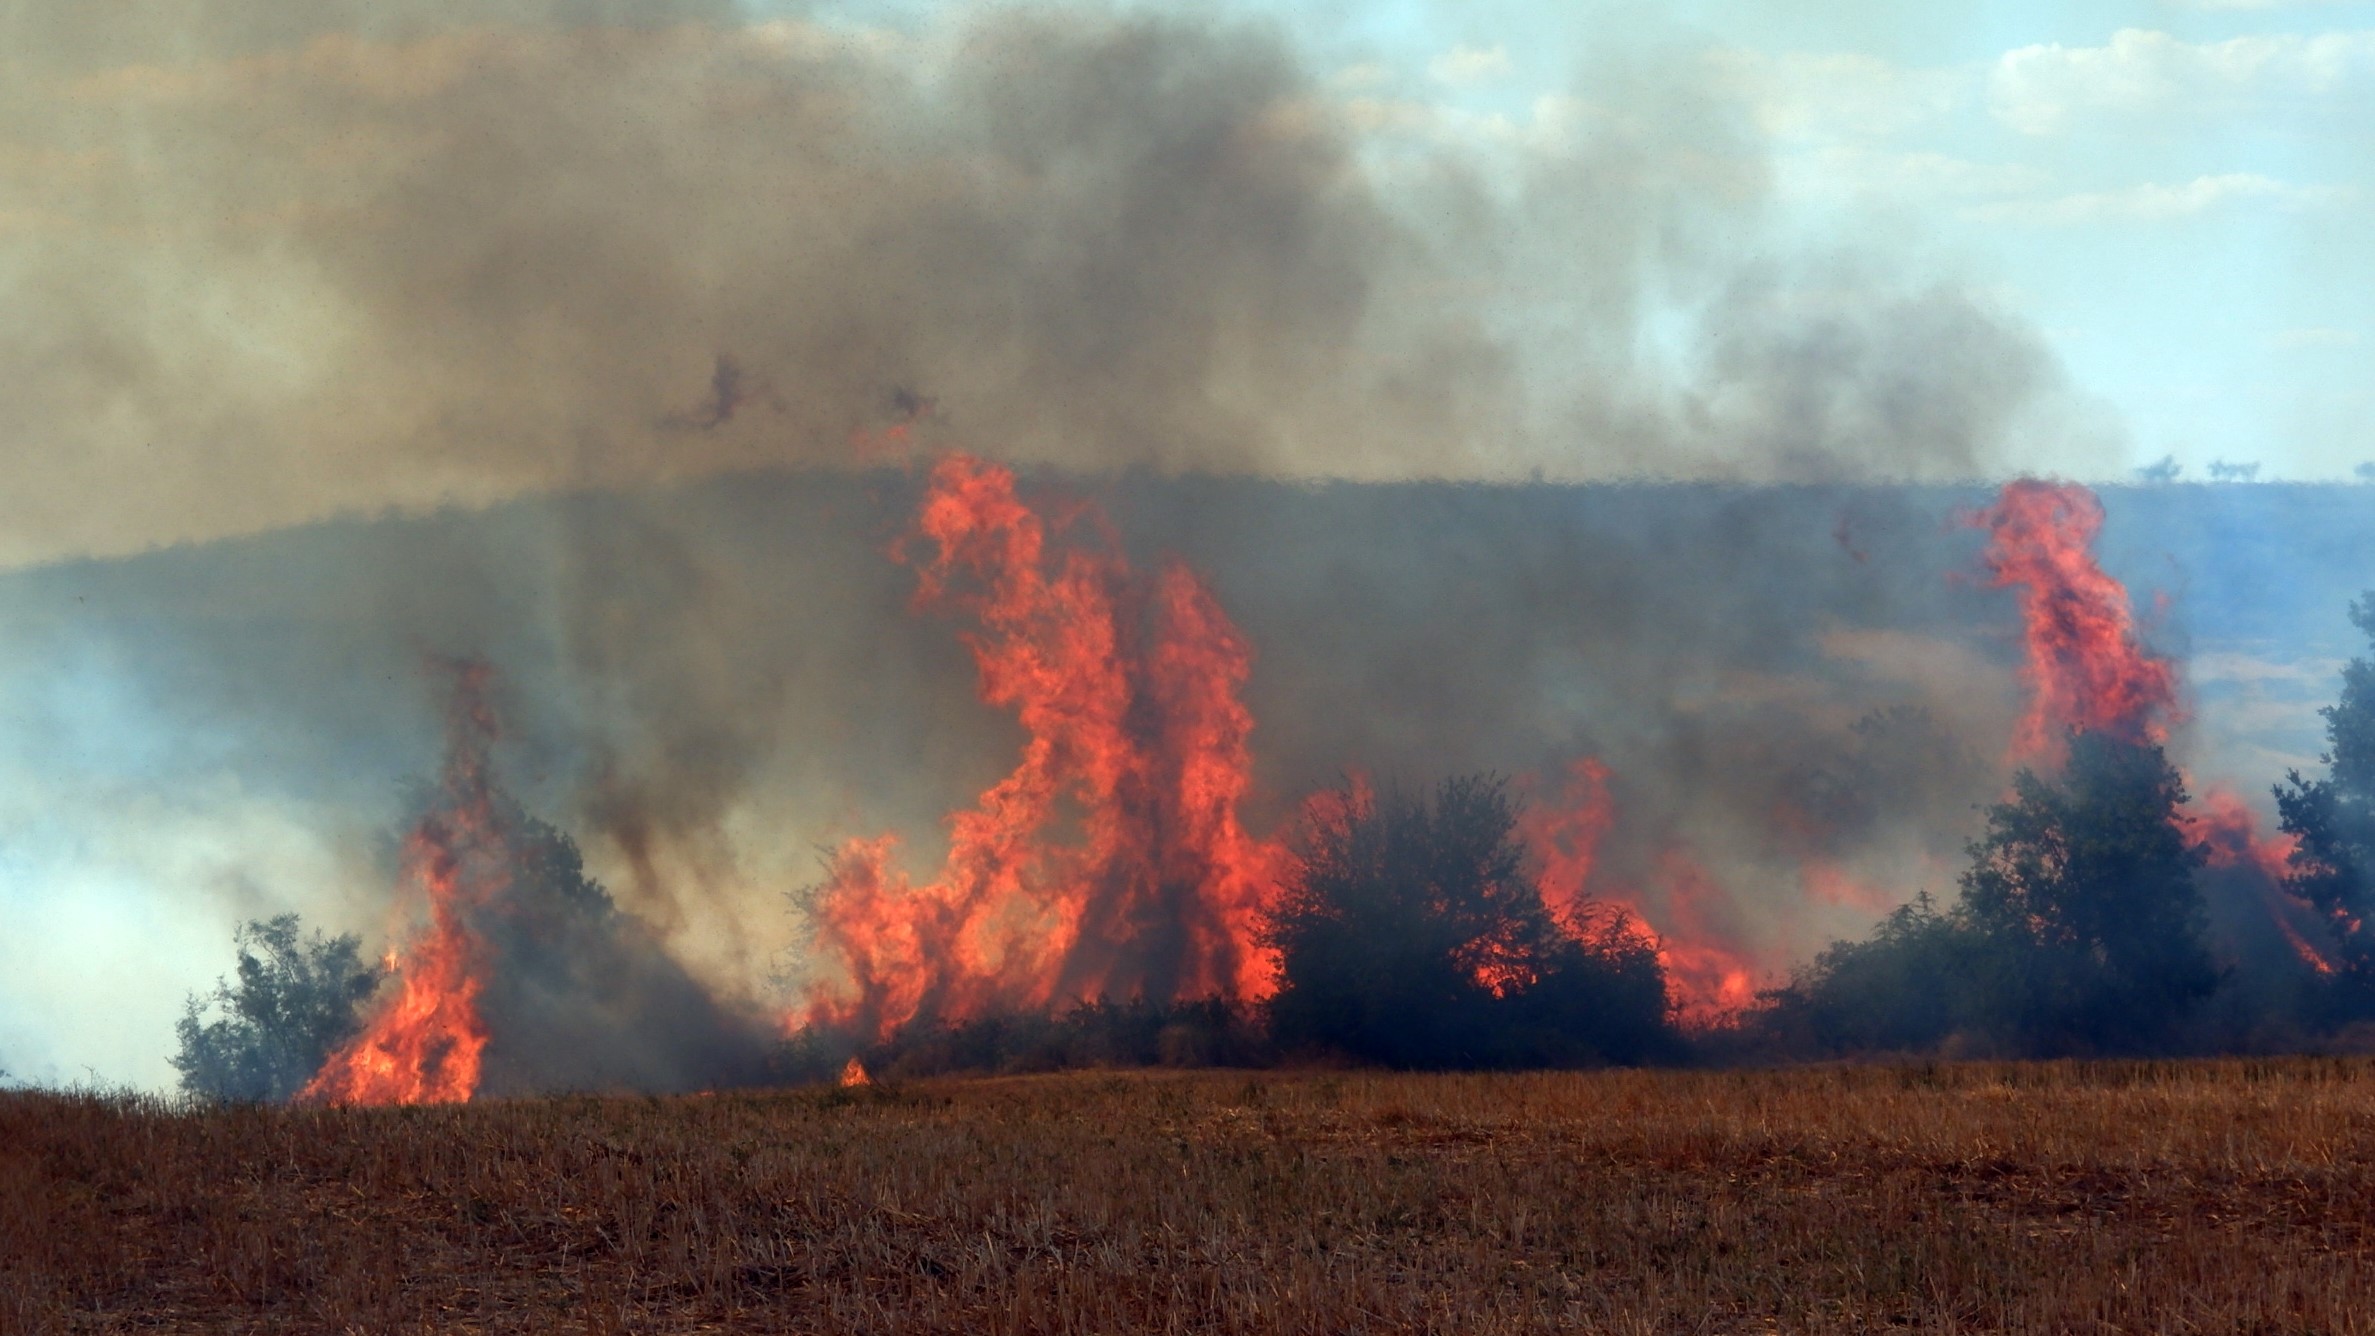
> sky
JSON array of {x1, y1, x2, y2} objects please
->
[
  {"x1": 835, "y1": 0, "x2": 2375, "y2": 487},
  {"x1": 1205, "y1": 0, "x2": 2375, "y2": 481}
]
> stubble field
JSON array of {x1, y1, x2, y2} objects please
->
[{"x1": 5, "y1": 1059, "x2": 2373, "y2": 1333}]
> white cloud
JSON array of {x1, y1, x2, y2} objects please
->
[
  {"x1": 1990, "y1": 28, "x2": 2375, "y2": 134},
  {"x1": 1427, "y1": 44, "x2": 1512, "y2": 87},
  {"x1": 1778, "y1": 145, "x2": 2049, "y2": 204},
  {"x1": 1969, "y1": 171, "x2": 2331, "y2": 223},
  {"x1": 1707, "y1": 48, "x2": 1970, "y2": 141}
]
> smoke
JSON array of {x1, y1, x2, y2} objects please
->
[
  {"x1": 7, "y1": 1, "x2": 2364, "y2": 1085},
  {"x1": 0, "y1": 1, "x2": 2115, "y2": 568},
  {"x1": 300, "y1": 660, "x2": 772, "y2": 1102},
  {"x1": 4, "y1": 468, "x2": 2371, "y2": 1085}
]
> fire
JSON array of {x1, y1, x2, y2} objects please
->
[
  {"x1": 1799, "y1": 859, "x2": 1898, "y2": 914},
  {"x1": 1518, "y1": 760, "x2": 1760, "y2": 1028},
  {"x1": 1971, "y1": 479, "x2": 2179, "y2": 762},
  {"x1": 801, "y1": 454, "x2": 1285, "y2": 1041},
  {"x1": 1976, "y1": 479, "x2": 2334, "y2": 980},
  {"x1": 1518, "y1": 757, "x2": 1614, "y2": 935},
  {"x1": 2193, "y1": 787, "x2": 2337, "y2": 976},
  {"x1": 1644, "y1": 852, "x2": 1763, "y2": 1028},
  {"x1": 839, "y1": 1056, "x2": 871, "y2": 1087},
  {"x1": 298, "y1": 664, "x2": 506, "y2": 1106}
]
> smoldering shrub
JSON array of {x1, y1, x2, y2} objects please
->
[{"x1": 2277, "y1": 594, "x2": 2375, "y2": 1010}]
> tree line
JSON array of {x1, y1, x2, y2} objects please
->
[{"x1": 173, "y1": 592, "x2": 2375, "y2": 1098}]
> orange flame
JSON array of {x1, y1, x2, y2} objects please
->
[
  {"x1": 298, "y1": 663, "x2": 505, "y2": 1105},
  {"x1": 1642, "y1": 852, "x2": 1763, "y2": 1028},
  {"x1": 838, "y1": 1056, "x2": 871, "y2": 1087},
  {"x1": 1518, "y1": 760, "x2": 1761, "y2": 1028},
  {"x1": 1518, "y1": 758, "x2": 1614, "y2": 937},
  {"x1": 800, "y1": 455, "x2": 1285, "y2": 1041},
  {"x1": 1971, "y1": 480, "x2": 2179, "y2": 763},
  {"x1": 1975, "y1": 482, "x2": 2333, "y2": 981},
  {"x1": 2192, "y1": 786, "x2": 2337, "y2": 977}
]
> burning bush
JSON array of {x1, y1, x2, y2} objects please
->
[
  {"x1": 1266, "y1": 775, "x2": 1673, "y2": 1069},
  {"x1": 1959, "y1": 731, "x2": 2218, "y2": 1051},
  {"x1": 171, "y1": 915, "x2": 379, "y2": 1103}
]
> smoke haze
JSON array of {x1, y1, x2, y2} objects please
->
[
  {"x1": 1, "y1": 469, "x2": 2365, "y2": 1084},
  {"x1": 0, "y1": 0, "x2": 2358, "y2": 1085}
]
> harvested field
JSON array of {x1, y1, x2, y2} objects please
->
[{"x1": 6, "y1": 1060, "x2": 2374, "y2": 1333}]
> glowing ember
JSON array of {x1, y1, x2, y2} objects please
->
[
  {"x1": 801, "y1": 454, "x2": 1285, "y2": 1041},
  {"x1": 1971, "y1": 480, "x2": 2179, "y2": 763},
  {"x1": 839, "y1": 1056, "x2": 871, "y2": 1087},
  {"x1": 298, "y1": 663, "x2": 506, "y2": 1106}
]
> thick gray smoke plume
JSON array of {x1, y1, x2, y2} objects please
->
[
  {"x1": 0, "y1": 0, "x2": 2271, "y2": 1086},
  {"x1": 0, "y1": 0, "x2": 2111, "y2": 569}
]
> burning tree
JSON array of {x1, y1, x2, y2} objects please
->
[
  {"x1": 1265, "y1": 775, "x2": 1671, "y2": 1069},
  {"x1": 171, "y1": 915, "x2": 379, "y2": 1103},
  {"x1": 2276, "y1": 593, "x2": 2375, "y2": 1003},
  {"x1": 298, "y1": 661, "x2": 770, "y2": 1104},
  {"x1": 1766, "y1": 479, "x2": 2236, "y2": 1057},
  {"x1": 299, "y1": 663, "x2": 507, "y2": 1104}
]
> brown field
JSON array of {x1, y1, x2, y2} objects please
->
[{"x1": 5, "y1": 1060, "x2": 2374, "y2": 1333}]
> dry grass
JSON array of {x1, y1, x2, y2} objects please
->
[{"x1": 6, "y1": 1060, "x2": 2375, "y2": 1333}]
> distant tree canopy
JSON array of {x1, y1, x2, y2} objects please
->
[
  {"x1": 1767, "y1": 731, "x2": 2216, "y2": 1057},
  {"x1": 2277, "y1": 593, "x2": 2375, "y2": 1005},
  {"x1": 1265, "y1": 775, "x2": 1671, "y2": 1069},
  {"x1": 171, "y1": 914, "x2": 379, "y2": 1103}
]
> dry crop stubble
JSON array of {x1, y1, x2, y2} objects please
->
[{"x1": 4, "y1": 1061, "x2": 2374, "y2": 1332}]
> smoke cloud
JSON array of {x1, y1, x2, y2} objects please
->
[
  {"x1": 0, "y1": 1, "x2": 2115, "y2": 569},
  {"x1": 8, "y1": 1, "x2": 2351, "y2": 1086}
]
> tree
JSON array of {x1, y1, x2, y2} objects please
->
[
  {"x1": 2276, "y1": 594, "x2": 2375, "y2": 1003},
  {"x1": 1265, "y1": 775, "x2": 1670, "y2": 1068},
  {"x1": 171, "y1": 914, "x2": 380, "y2": 1102},
  {"x1": 1758, "y1": 892, "x2": 1982, "y2": 1055},
  {"x1": 1955, "y1": 731, "x2": 2216, "y2": 1053},
  {"x1": 1763, "y1": 731, "x2": 2217, "y2": 1057}
]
